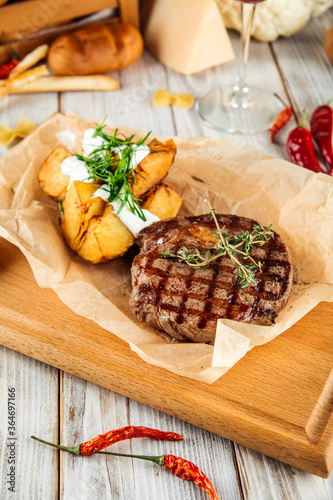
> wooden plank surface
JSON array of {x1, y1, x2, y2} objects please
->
[
  {"x1": 1, "y1": 10, "x2": 333, "y2": 500},
  {"x1": 0, "y1": 350, "x2": 59, "y2": 499}
]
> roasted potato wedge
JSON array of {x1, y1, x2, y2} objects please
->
[
  {"x1": 40, "y1": 135, "x2": 181, "y2": 264},
  {"x1": 141, "y1": 184, "x2": 183, "y2": 220},
  {"x1": 132, "y1": 138, "x2": 177, "y2": 198},
  {"x1": 61, "y1": 181, "x2": 105, "y2": 252},
  {"x1": 77, "y1": 205, "x2": 135, "y2": 264},
  {"x1": 60, "y1": 182, "x2": 134, "y2": 263},
  {"x1": 38, "y1": 145, "x2": 72, "y2": 200}
]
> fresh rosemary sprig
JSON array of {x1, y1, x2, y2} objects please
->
[
  {"x1": 161, "y1": 210, "x2": 274, "y2": 288},
  {"x1": 74, "y1": 123, "x2": 151, "y2": 221}
]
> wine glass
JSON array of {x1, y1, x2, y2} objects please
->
[{"x1": 196, "y1": 0, "x2": 284, "y2": 134}]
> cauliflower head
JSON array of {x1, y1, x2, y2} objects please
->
[{"x1": 216, "y1": 0, "x2": 333, "y2": 42}]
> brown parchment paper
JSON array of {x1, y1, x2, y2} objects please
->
[{"x1": 0, "y1": 112, "x2": 332, "y2": 384}]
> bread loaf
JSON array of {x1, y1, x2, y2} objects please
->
[{"x1": 47, "y1": 23, "x2": 144, "y2": 76}]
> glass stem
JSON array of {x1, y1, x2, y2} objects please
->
[{"x1": 234, "y1": 3, "x2": 256, "y2": 92}]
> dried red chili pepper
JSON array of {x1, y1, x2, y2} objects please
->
[
  {"x1": 92, "y1": 451, "x2": 220, "y2": 499},
  {"x1": 310, "y1": 100, "x2": 333, "y2": 174},
  {"x1": 32, "y1": 432, "x2": 219, "y2": 498},
  {"x1": 287, "y1": 108, "x2": 326, "y2": 173},
  {"x1": 270, "y1": 106, "x2": 293, "y2": 143},
  {"x1": 163, "y1": 454, "x2": 219, "y2": 499},
  {"x1": 79, "y1": 426, "x2": 183, "y2": 455},
  {"x1": 31, "y1": 426, "x2": 183, "y2": 456}
]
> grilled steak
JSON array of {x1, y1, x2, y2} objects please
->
[{"x1": 130, "y1": 214, "x2": 293, "y2": 344}]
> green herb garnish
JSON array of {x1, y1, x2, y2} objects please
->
[
  {"x1": 58, "y1": 194, "x2": 65, "y2": 219},
  {"x1": 161, "y1": 208, "x2": 274, "y2": 288},
  {"x1": 74, "y1": 122, "x2": 151, "y2": 221}
]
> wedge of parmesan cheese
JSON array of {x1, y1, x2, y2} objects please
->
[{"x1": 142, "y1": 0, "x2": 235, "y2": 75}]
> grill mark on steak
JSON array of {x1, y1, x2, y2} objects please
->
[
  {"x1": 134, "y1": 260, "x2": 290, "y2": 302},
  {"x1": 134, "y1": 258, "x2": 291, "y2": 320},
  {"x1": 176, "y1": 268, "x2": 195, "y2": 325},
  {"x1": 130, "y1": 214, "x2": 293, "y2": 344},
  {"x1": 138, "y1": 257, "x2": 173, "y2": 316},
  {"x1": 243, "y1": 234, "x2": 274, "y2": 321},
  {"x1": 225, "y1": 281, "x2": 242, "y2": 321},
  {"x1": 198, "y1": 267, "x2": 219, "y2": 329}
]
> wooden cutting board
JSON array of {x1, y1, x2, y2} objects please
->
[{"x1": 0, "y1": 236, "x2": 332, "y2": 478}]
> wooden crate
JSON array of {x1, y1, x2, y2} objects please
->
[{"x1": 0, "y1": 0, "x2": 140, "y2": 64}]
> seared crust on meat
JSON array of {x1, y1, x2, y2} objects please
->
[{"x1": 130, "y1": 214, "x2": 293, "y2": 344}]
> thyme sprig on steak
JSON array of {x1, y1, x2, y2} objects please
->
[{"x1": 161, "y1": 209, "x2": 274, "y2": 288}]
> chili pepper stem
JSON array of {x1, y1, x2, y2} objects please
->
[
  {"x1": 31, "y1": 436, "x2": 80, "y2": 455},
  {"x1": 300, "y1": 107, "x2": 307, "y2": 128},
  {"x1": 95, "y1": 450, "x2": 164, "y2": 466}
]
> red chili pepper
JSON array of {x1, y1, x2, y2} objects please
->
[
  {"x1": 270, "y1": 106, "x2": 293, "y2": 143},
  {"x1": 310, "y1": 100, "x2": 333, "y2": 174},
  {"x1": 0, "y1": 58, "x2": 19, "y2": 79},
  {"x1": 163, "y1": 454, "x2": 219, "y2": 499},
  {"x1": 31, "y1": 426, "x2": 183, "y2": 456},
  {"x1": 32, "y1": 432, "x2": 219, "y2": 498},
  {"x1": 79, "y1": 426, "x2": 183, "y2": 456},
  {"x1": 287, "y1": 108, "x2": 326, "y2": 173},
  {"x1": 90, "y1": 451, "x2": 220, "y2": 499}
]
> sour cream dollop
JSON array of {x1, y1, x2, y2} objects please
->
[
  {"x1": 92, "y1": 185, "x2": 159, "y2": 237},
  {"x1": 61, "y1": 155, "x2": 91, "y2": 186},
  {"x1": 110, "y1": 195, "x2": 160, "y2": 237},
  {"x1": 82, "y1": 127, "x2": 107, "y2": 156},
  {"x1": 60, "y1": 127, "x2": 158, "y2": 237}
]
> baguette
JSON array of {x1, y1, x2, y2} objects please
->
[
  {"x1": 6, "y1": 75, "x2": 119, "y2": 94},
  {"x1": 47, "y1": 23, "x2": 144, "y2": 76}
]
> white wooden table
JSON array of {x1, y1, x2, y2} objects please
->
[{"x1": 1, "y1": 10, "x2": 333, "y2": 499}]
